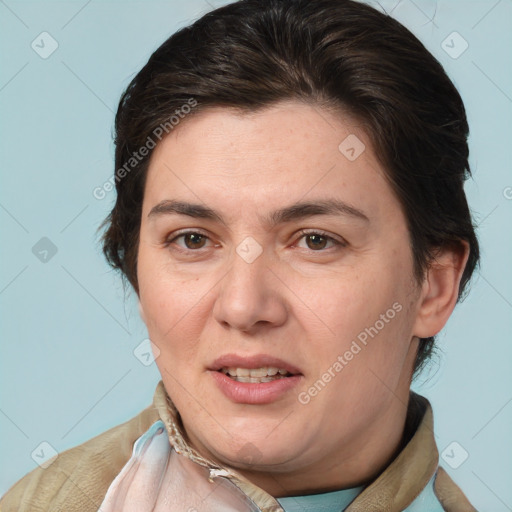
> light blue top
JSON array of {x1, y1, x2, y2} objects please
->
[
  {"x1": 277, "y1": 486, "x2": 363, "y2": 511},
  {"x1": 277, "y1": 471, "x2": 444, "y2": 511}
]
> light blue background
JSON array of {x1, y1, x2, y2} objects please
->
[{"x1": 0, "y1": 1, "x2": 511, "y2": 510}]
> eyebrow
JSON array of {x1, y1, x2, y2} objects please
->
[{"x1": 148, "y1": 199, "x2": 369, "y2": 227}]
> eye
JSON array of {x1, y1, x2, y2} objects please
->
[
  {"x1": 166, "y1": 230, "x2": 214, "y2": 251},
  {"x1": 164, "y1": 229, "x2": 346, "y2": 254},
  {"x1": 295, "y1": 230, "x2": 346, "y2": 251}
]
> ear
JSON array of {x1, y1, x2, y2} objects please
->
[
  {"x1": 412, "y1": 241, "x2": 470, "y2": 338},
  {"x1": 138, "y1": 299, "x2": 146, "y2": 324}
]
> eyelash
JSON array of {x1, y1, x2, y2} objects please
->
[{"x1": 164, "y1": 229, "x2": 346, "y2": 253}]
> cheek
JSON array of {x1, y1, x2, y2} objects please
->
[
  {"x1": 138, "y1": 244, "x2": 196, "y2": 318},
  {"x1": 300, "y1": 268, "x2": 397, "y2": 339},
  {"x1": 299, "y1": 267, "x2": 413, "y2": 381},
  {"x1": 137, "y1": 254, "x2": 206, "y2": 361}
]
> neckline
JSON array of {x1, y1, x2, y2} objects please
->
[{"x1": 277, "y1": 485, "x2": 365, "y2": 511}]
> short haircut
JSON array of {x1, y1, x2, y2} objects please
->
[{"x1": 100, "y1": 0, "x2": 479, "y2": 376}]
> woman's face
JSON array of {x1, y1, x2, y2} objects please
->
[{"x1": 137, "y1": 100, "x2": 423, "y2": 493}]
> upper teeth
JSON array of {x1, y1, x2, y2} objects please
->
[{"x1": 221, "y1": 367, "x2": 290, "y2": 377}]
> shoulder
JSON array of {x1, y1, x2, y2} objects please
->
[
  {"x1": 0, "y1": 404, "x2": 160, "y2": 512},
  {"x1": 434, "y1": 466, "x2": 478, "y2": 512}
]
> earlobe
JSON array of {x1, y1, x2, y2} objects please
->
[{"x1": 412, "y1": 242, "x2": 470, "y2": 338}]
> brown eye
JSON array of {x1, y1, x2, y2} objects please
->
[
  {"x1": 304, "y1": 234, "x2": 329, "y2": 250},
  {"x1": 181, "y1": 232, "x2": 207, "y2": 249},
  {"x1": 296, "y1": 230, "x2": 344, "y2": 251},
  {"x1": 166, "y1": 231, "x2": 212, "y2": 251}
]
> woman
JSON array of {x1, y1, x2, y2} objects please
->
[{"x1": 0, "y1": 0, "x2": 479, "y2": 510}]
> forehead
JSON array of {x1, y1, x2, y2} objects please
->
[
  {"x1": 152, "y1": 101, "x2": 369, "y2": 167},
  {"x1": 142, "y1": 101, "x2": 399, "y2": 227}
]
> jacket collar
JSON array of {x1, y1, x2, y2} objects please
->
[
  {"x1": 345, "y1": 393, "x2": 438, "y2": 511},
  {"x1": 153, "y1": 381, "x2": 438, "y2": 512}
]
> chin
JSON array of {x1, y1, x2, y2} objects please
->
[
  {"x1": 205, "y1": 434, "x2": 304, "y2": 472},
  {"x1": 183, "y1": 401, "x2": 318, "y2": 469}
]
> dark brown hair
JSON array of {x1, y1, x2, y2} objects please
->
[{"x1": 100, "y1": 0, "x2": 479, "y2": 375}]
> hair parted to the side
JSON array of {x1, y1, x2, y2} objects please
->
[{"x1": 99, "y1": 0, "x2": 479, "y2": 376}]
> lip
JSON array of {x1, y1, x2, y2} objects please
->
[
  {"x1": 209, "y1": 353, "x2": 302, "y2": 375},
  {"x1": 208, "y1": 353, "x2": 303, "y2": 405}
]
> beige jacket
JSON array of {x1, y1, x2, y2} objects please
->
[{"x1": 0, "y1": 381, "x2": 477, "y2": 511}]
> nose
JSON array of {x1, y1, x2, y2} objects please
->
[{"x1": 212, "y1": 245, "x2": 288, "y2": 334}]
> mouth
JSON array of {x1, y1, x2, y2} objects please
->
[
  {"x1": 209, "y1": 353, "x2": 302, "y2": 378},
  {"x1": 219, "y1": 366, "x2": 295, "y2": 383},
  {"x1": 209, "y1": 354, "x2": 303, "y2": 404}
]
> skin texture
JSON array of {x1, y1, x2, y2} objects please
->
[{"x1": 137, "y1": 100, "x2": 468, "y2": 497}]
